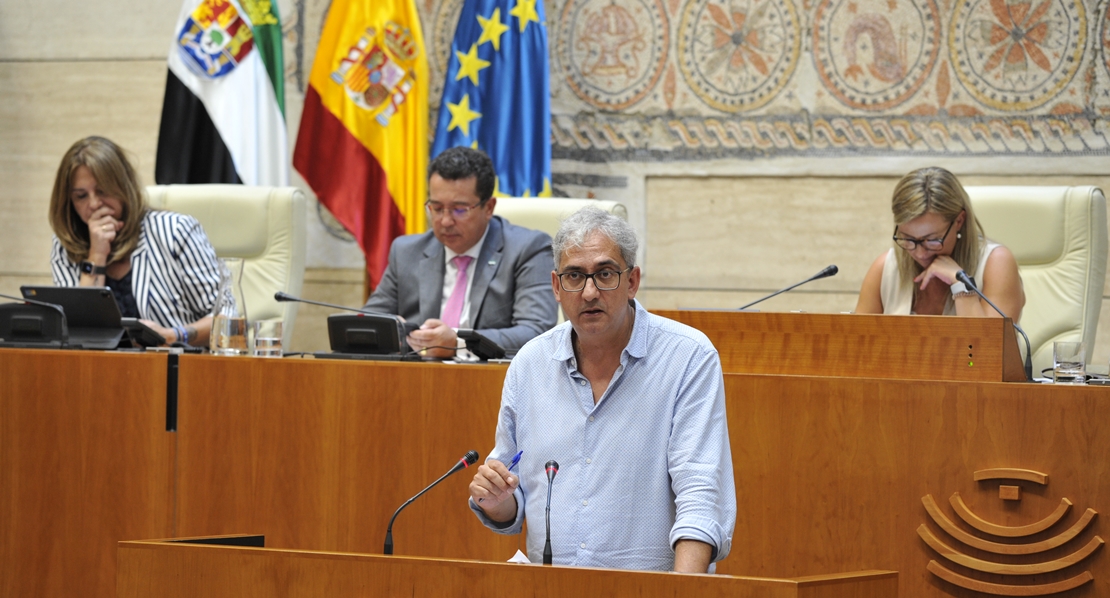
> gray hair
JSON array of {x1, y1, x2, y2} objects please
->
[{"x1": 552, "y1": 206, "x2": 638, "y2": 270}]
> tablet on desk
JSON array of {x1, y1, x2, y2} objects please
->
[{"x1": 20, "y1": 286, "x2": 125, "y2": 350}]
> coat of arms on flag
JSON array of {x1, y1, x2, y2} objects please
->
[
  {"x1": 329, "y1": 22, "x2": 419, "y2": 127},
  {"x1": 176, "y1": 0, "x2": 255, "y2": 78}
]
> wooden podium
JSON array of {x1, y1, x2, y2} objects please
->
[
  {"x1": 653, "y1": 311, "x2": 1027, "y2": 381},
  {"x1": 116, "y1": 537, "x2": 898, "y2": 598}
]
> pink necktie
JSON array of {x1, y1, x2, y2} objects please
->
[{"x1": 442, "y1": 255, "x2": 473, "y2": 328}]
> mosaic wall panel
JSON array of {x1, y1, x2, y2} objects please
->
[{"x1": 411, "y1": 0, "x2": 1110, "y2": 162}]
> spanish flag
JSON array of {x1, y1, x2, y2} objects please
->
[{"x1": 294, "y1": 0, "x2": 428, "y2": 288}]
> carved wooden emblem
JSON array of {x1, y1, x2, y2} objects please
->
[{"x1": 920, "y1": 468, "x2": 1102, "y2": 595}]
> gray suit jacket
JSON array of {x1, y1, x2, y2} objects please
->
[{"x1": 364, "y1": 216, "x2": 557, "y2": 354}]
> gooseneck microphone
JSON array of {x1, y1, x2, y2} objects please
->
[
  {"x1": 738, "y1": 265, "x2": 839, "y2": 311},
  {"x1": 274, "y1": 291, "x2": 391, "y2": 316},
  {"x1": 0, "y1": 292, "x2": 66, "y2": 314},
  {"x1": 956, "y1": 271, "x2": 1033, "y2": 382},
  {"x1": 543, "y1": 460, "x2": 559, "y2": 566},
  {"x1": 384, "y1": 450, "x2": 479, "y2": 555}
]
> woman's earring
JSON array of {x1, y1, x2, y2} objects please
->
[{"x1": 957, "y1": 232, "x2": 962, "y2": 239}]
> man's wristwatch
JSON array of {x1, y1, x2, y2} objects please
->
[
  {"x1": 950, "y1": 276, "x2": 976, "y2": 299},
  {"x1": 79, "y1": 261, "x2": 108, "y2": 276}
]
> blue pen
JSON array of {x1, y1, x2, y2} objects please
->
[
  {"x1": 479, "y1": 451, "x2": 522, "y2": 503},
  {"x1": 507, "y1": 450, "x2": 523, "y2": 473}
]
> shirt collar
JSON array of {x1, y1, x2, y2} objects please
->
[{"x1": 552, "y1": 299, "x2": 649, "y2": 363}]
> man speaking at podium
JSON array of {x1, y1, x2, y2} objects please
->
[
  {"x1": 363, "y1": 147, "x2": 557, "y2": 357},
  {"x1": 468, "y1": 206, "x2": 736, "y2": 572}
]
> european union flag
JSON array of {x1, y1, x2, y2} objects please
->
[{"x1": 432, "y1": 0, "x2": 551, "y2": 197}]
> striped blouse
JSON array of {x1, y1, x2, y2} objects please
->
[{"x1": 51, "y1": 210, "x2": 221, "y2": 327}]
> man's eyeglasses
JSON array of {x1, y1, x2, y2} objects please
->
[
  {"x1": 425, "y1": 200, "x2": 487, "y2": 220},
  {"x1": 892, "y1": 219, "x2": 955, "y2": 251},
  {"x1": 556, "y1": 268, "x2": 632, "y2": 292}
]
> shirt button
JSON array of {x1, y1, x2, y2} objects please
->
[
  {"x1": 588, "y1": 416, "x2": 594, "y2": 422},
  {"x1": 586, "y1": 458, "x2": 592, "y2": 464},
  {"x1": 580, "y1": 543, "x2": 586, "y2": 549},
  {"x1": 582, "y1": 499, "x2": 588, "y2": 506},
  {"x1": 579, "y1": 380, "x2": 586, "y2": 386}
]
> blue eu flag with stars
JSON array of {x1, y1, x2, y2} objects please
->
[{"x1": 432, "y1": 0, "x2": 551, "y2": 197}]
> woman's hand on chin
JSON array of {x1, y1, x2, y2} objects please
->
[{"x1": 914, "y1": 255, "x2": 962, "y2": 291}]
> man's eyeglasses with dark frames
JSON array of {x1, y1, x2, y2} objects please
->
[
  {"x1": 425, "y1": 200, "x2": 487, "y2": 220},
  {"x1": 892, "y1": 219, "x2": 955, "y2": 251},
  {"x1": 556, "y1": 267, "x2": 632, "y2": 292}
]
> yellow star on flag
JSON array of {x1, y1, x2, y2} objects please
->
[
  {"x1": 455, "y1": 43, "x2": 491, "y2": 86},
  {"x1": 509, "y1": 0, "x2": 539, "y2": 33},
  {"x1": 446, "y1": 94, "x2": 482, "y2": 137},
  {"x1": 477, "y1": 8, "x2": 510, "y2": 51}
]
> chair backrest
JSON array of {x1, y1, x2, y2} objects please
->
[
  {"x1": 966, "y1": 186, "x2": 1107, "y2": 375},
  {"x1": 145, "y1": 185, "x2": 307, "y2": 346},
  {"x1": 493, "y1": 197, "x2": 628, "y2": 239},
  {"x1": 493, "y1": 197, "x2": 629, "y2": 324}
]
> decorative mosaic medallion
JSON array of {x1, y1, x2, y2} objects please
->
[
  {"x1": 813, "y1": 0, "x2": 940, "y2": 111},
  {"x1": 677, "y1": 0, "x2": 802, "y2": 112},
  {"x1": 949, "y1": 0, "x2": 1086, "y2": 111},
  {"x1": 558, "y1": 0, "x2": 670, "y2": 110}
]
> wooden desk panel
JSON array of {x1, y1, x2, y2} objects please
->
[
  {"x1": 719, "y1": 373, "x2": 1110, "y2": 597},
  {"x1": 654, "y1": 311, "x2": 1026, "y2": 381},
  {"x1": 117, "y1": 539, "x2": 898, "y2": 598},
  {"x1": 174, "y1": 356, "x2": 520, "y2": 560},
  {"x1": 0, "y1": 349, "x2": 173, "y2": 598}
]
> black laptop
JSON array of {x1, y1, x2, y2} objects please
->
[{"x1": 20, "y1": 286, "x2": 125, "y2": 350}]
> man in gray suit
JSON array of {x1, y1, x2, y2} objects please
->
[{"x1": 364, "y1": 147, "x2": 558, "y2": 357}]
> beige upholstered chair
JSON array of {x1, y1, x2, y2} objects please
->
[
  {"x1": 493, "y1": 197, "x2": 628, "y2": 238},
  {"x1": 494, "y1": 197, "x2": 629, "y2": 323},
  {"x1": 966, "y1": 186, "x2": 1107, "y2": 376},
  {"x1": 145, "y1": 185, "x2": 307, "y2": 346}
]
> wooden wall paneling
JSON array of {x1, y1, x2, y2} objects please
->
[
  {"x1": 173, "y1": 356, "x2": 521, "y2": 561},
  {"x1": 116, "y1": 540, "x2": 899, "y2": 598},
  {"x1": 0, "y1": 349, "x2": 174, "y2": 598},
  {"x1": 720, "y1": 373, "x2": 1110, "y2": 598},
  {"x1": 654, "y1": 311, "x2": 1026, "y2": 381}
]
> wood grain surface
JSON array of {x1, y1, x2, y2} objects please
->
[
  {"x1": 653, "y1": 311, "x2": 1026, "y2": 381},
  {"x1": 116, "y1": 539, "x2": 898, "y2": 598},
  {"x1": 0, "y1": 349, "x2": 173, "y2": 597}
]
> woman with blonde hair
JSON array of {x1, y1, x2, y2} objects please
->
[
  {"x1": 48, "y1": 136, "x2": 220, "y2": 346},
  {"x1": 855, "y1": 167, "x2": 1025, "y2": 318}
]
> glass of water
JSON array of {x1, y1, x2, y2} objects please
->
[
  {"x1": 252, "y1": 320, "x2": 283, "y2": 358},
  {"x1": 1053, "y1": 341, "x2": 1086, "y2": 384}
]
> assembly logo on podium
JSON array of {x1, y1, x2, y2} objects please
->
[
  {"x1": 176, "y1": 0, "x2": 256, "y2": 78},
  {"x1": 329, "y1": 22, "x2": 420, "y2": 127}
]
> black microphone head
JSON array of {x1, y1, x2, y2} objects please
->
[
  {"x1": 463, "y1": 450, "x2": 479, "y2": 466},
  {"x1": 545, "y1": 460, "x2": 559, "y2": 481},
  {"x1": 274, "y1": 291, "x2": 293, "y2": 302},
  {"x1": 956, "y1": 270, "x2": 973, "y2": 286},
  {"x1": 817, "y1": 265, "x2": 838, "y2": 279}
]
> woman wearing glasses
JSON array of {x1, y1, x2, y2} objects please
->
[{"x1": 855, "y1": 167, "x2": 1025, "y2": 318}]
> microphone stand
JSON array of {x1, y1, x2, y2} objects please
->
[
  {"x1": 956, "y1": 271, "x2": 1033, "y2": 382},
  {"x1": 384, "y1": 450, "x2": 479, "y2": 555},
  {"x1": 738, "y1": 265, "x2": 838, "y2": 311},
  {"x1": 274, "y1": 291, "x2": 392, "y2": 316},
  {"x1": 543, "y1": 460, "x2": 559, "y2": 565}
]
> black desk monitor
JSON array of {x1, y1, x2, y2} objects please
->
[{"x1": 20, "y1": 286, "x2": 125, "y2": 350}]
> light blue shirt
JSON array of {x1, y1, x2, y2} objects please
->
[{"x1": 470, "y1": 300, "x2": 736, "y2": 571}]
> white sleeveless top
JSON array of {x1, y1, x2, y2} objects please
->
[{"x1": 879, "y1": 241, "x2": 1000, "y2": 315}]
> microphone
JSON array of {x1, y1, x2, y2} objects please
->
[
  {"x1": 274, "y1": 291, "x2": 393, "y2": 316},
  {"x1": 0, "y1": 292, "x2": 67, "y2": 314},
  {"x1": 543, "y1": 460, "x2": 559, "y2": 566},
  {"x1": 384, "y1": 450, "x2": 479, "y2": 555},
  {"x1": 955, "y1": 271, "x2": 1033, "y2": 382},
  {"x1": 738, "y1": 265, "x2": 838, "y2": 311}
]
